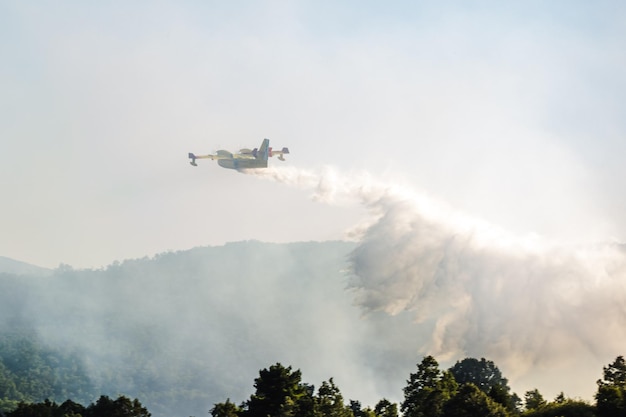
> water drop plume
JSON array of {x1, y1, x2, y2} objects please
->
[{"x1": 246, "y1": 166, "x2": 626, "y2": 375}]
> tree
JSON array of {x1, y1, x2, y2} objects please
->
[
  {"x1": 596, "y1": 356, "x2": 626, "y2": 417},
  {"x1": 211, "y1": 398, "x2": 242, "y2": 417},
  {"x1": 449, "y1": 358, "x2": 509, "y2": 394},
  {"x1": 402, "y1": 356, "x2": 458, "y2": 417},
  {"x1": 445, "y1": 359, "x2": 520, "y2": 415},
  {"x1": 349, "y1": 400, "x2": 364, "y2": 417},
  {"x1": 5, "y1": 396, "x2": 148, "y2": 417},
  {"x1": 58, "y1": 399, "x2": 86, "y2": 417},
  {"x1": 373, "y1": 399, "x2": 398, "y2": 417},
  {"x1": 442, "y1": 383, "x2": 510, "y2": 417},
  {"x1": 299, "y1": 383, "x2": 317, "y2": 417},
  {"x1": 244, "y1": 363, "x2": 314, "y2": 417},
  {"x1": 599, "y1": 356, "x2": 626, "y2": 388},
  {"x1": 6, "y1": 399, "x2": 57, "y2": 417},
  {"x1": 596, "y1": 385, "x2": 624, "y2": 417},
  {"x1": 86, "y1": 395, "x2": 150, "y2": 417},
  {"x1": 523, "y1": 389, "x2": 546, "y2": 412},
  {"x1": 316, "y1": 378, "x2": 351, "y2": 417},
  {"x1": 349, "y1": 400, "x2": 378, "y2": 417},
  {"x1": 487, "y1": 384, "x2": 520, "y2": 414},
  {"x1": 522, "y1": 398, "x2": 595, "y2": 417}
]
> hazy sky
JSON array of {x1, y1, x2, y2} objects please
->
[
  {"x1": 2, "y1": 1, "x2": 626, "y2": 268},
  {"x1": 3, "y1": 1, "x2": 626, "y2": 408}
]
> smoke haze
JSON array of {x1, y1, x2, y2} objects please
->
[
  {"x1": 2, "y1": 2, "x2": 626, "y2": 415},
  {"x1": 2, "y1": 165, "x2": 624, "y2": 417},
  {"x1": 1, "y1": 242, "x2": 381, "y2": 417},
  {"x1": 246, "y1": 165, "x2": 626, "y2": 397}
]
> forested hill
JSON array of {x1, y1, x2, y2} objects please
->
[
  {"x1": 1, "y1": 240, "x2": 375, "y2": 417},
  {"x1": 3, "y1": 242, "x2": 626, "y2": 417}
]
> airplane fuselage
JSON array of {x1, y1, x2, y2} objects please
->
[{"x1": 217, "y1": 159, "x2": 268, "y2": 170}]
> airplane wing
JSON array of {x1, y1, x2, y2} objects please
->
[{"x1": 188, "y1": 151, "x2": 232, "y2": 166}]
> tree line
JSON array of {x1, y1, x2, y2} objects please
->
[
  {"x1": 3, "y1": 355, "x2": 626, "y2": 417},
  {"x1": 4, "y1": 395, "x2": 149, "y2": 417},
  {"x1": 209, "y1": 355, "x2": 626, "y2": 417}
]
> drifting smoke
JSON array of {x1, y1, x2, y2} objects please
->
[{"x1": 246, "y1": 166, "x2": 626, "y2": 376}]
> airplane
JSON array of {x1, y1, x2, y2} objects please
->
[{"x1": 188, "y1": 138, "x2": 289, "y2": 170}]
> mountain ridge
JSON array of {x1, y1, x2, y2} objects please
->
[{"x1": 0, "y1": 255, "x2": 52, "y2": 276}]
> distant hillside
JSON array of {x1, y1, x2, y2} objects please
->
[
  {"x1": 0, "y1": 256, "x2": 51, "y2": 276},
  {"x1": 3, "y1": 240, "x2": 422, "y2": 417}
]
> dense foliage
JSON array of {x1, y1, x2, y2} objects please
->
[
  {"x1": 0, "y1": 326, "x2": 94, "y2": 411},
  {"x1": 6, "y1": 395, "x2": 149, "y2": 417},
  {"x1": 595, "y1": 355, "x2": 626, "y2": 417},
  {"x1": 0, "y1": 347, "x2": 620, "y2": 417},
  {"x1": 205, "y1": 357, "x2": 614, "y2": 417},
  {"x1": 211, "y1": 363, "x2": 394, "y2": 417}
]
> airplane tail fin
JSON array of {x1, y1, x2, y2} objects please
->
[
  {"x1": 275, "y1": 147, "x2": 289, "y2": 161},
  {"x1": 257, "y1": 138, "x2": 270, "y2": 161},
  {"x1": 188, "y1": 152, "x2": 198, "y2": 166}
]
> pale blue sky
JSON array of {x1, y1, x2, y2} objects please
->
[{"x1": 2, "y1": 1, "x2": 626, "y2": 268}]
